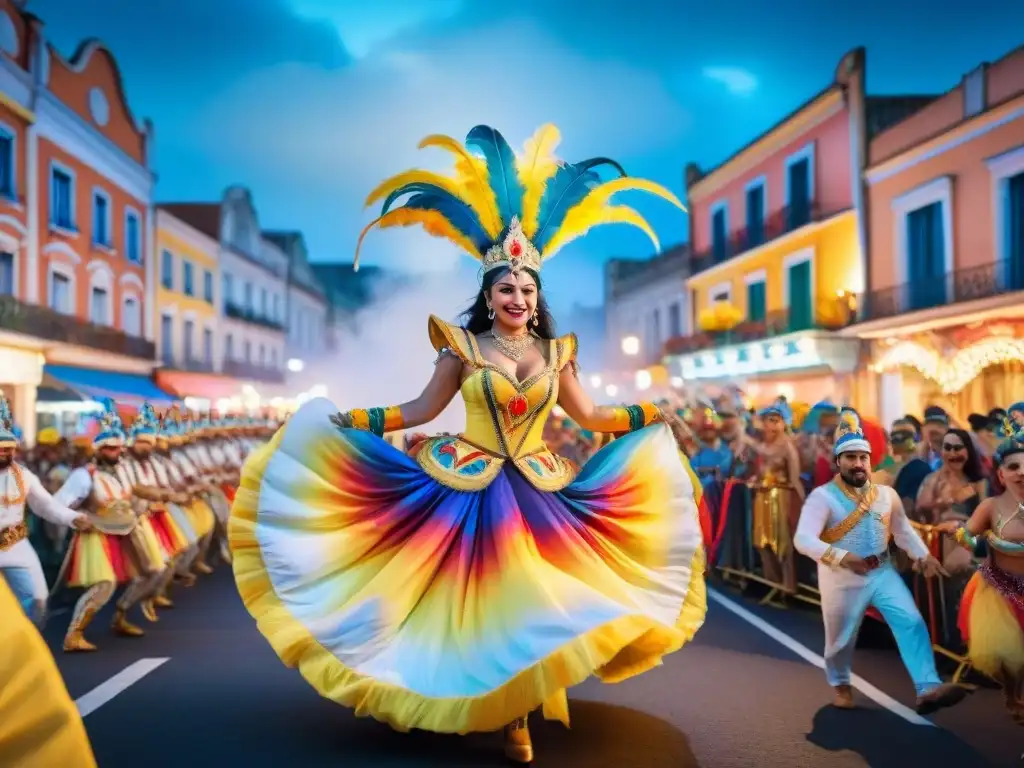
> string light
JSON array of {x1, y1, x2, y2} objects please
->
[{"x1": 873, "y1": 337, "x2": 1024, "y2": 394}]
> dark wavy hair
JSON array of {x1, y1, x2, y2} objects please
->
[
  {"x1": 944, "y1": 427, "x2": 984, "y2": 483},
  {"x1": 459, "y1": 267, "x2": 557, "y2": 338}
]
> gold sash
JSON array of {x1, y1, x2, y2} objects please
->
[{"x1": 820, "y1": 479, "x2": 879, "y2": 545}]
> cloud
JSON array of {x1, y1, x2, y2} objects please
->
[
  {"x1": 189, "y1": 17, "x2": 691, "y2": 269},
  {"x1": 702, "y1": 66, "x2": 759, "y2": 96}
]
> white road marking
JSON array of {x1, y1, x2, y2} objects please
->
[
  {"x1": 708, "y1": 587, "x2": 934, "y2": 727},
  {"x1": 75, "y1": 658, "x2": 170, "y2": 718}
]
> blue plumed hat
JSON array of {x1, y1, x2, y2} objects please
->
[
  {"x1": 758, "y1": 397, "x2": 792, "y2": 427},
  {"x1": 128, "y1": 403, "x2": 159, "y2": 444},
  {"x1": 93, "y1": 398, "x2": 126, "y2": 448},
  {"x1": 833, "y1": 410, "x2": 870, "y2": 457},
  {"x1": 995, "y1": 416, "x2": 1024, "y2": 466},
  {"x1": 0, "y1": 394, "x2": 17, "y2": 447}
]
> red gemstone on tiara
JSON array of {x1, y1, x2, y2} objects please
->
[
  {"x1": 508, "y1": 394, "x2": 528, "y2": 417},
  {"x1": 509, "y1": 240, "x2": 522, "y2": 257}
]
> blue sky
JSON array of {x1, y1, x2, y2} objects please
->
[{"x1": 29, "y1": 0, "x2": 1024, "y2": 315}]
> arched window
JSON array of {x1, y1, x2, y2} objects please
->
[{"x1": 122, "y1": 294, "x2": 142, "y2": 336}]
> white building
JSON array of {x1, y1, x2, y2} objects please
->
[
  {"x1": 264, "y1": 230, "x2": 329, "y2": 394},
  {"x1": 602, "y1": 245, "x2": 690, "y2": 398}
]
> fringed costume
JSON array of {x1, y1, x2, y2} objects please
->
[{"x1": 229, "y1": 124, "x2": 706, "y2": 764}]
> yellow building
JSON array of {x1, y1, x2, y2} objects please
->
[{"x1": 153, "y1": 206, "x2": 239, "y2": 408}]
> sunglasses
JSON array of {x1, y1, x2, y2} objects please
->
[{"x1": 942, "y1": 442, "x2": 966, "y2": 452}]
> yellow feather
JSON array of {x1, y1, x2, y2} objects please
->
[
  {"x1": 417, "y1": 134, "x2": 502, "y2": 238},
  {"x1": 354, "y1": 208, "x2": 482, "y2": 271},
  {"x1": 543, "y1": 204, "x2": 658, "y2": 259},
  {"x1": 364, "y1": 170, "x2": 465, "y2": 209},
  {"x1": 540, "y1": 176, "x2": 685, "y2": 259},
  {"x1": 840, "y1": 410, "x2": 860, "y2": 431},
  {"x1": 515, "y1": 124, "x2": 562, "y2": 238}
]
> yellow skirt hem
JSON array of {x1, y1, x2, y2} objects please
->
[{"x1": 229, "y1": 431, "x2": 708, "y2": 735}]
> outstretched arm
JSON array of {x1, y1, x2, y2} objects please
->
[
  {"x1": 556, "y1": 367, "x2": 661, "y2": 434},
  {"x1": 335, "y1": 353, "x2": 462, "y2": 435}
]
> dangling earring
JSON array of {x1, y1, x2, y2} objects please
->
[
  {"x1": 531, "y1": 312, "x2": 539, "y2": 327},
  {"x1": 487, "y1": 306, "x2": 495, "y2": 320}
]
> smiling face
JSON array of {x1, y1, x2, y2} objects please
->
[
  {"x1": 487, "y1": 270, "x2": 538, "y2": 332},
  {"x1": 941, "y1": 431, "x2": 968, "y2": 468},
  {"x1": 998, "y1": 450, "x2": 1024, "y2": 497}
]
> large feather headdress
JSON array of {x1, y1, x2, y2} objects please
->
[{"x1": 355, "y1": 124, "x2": 686, "y2": 278}]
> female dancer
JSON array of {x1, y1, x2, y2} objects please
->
[
  {"x1": 944, "y1": 422, "x2": 1024, "y2": 723},
  {"x1": 230, "y1": 124, "x2": 707, "y2": 764}
]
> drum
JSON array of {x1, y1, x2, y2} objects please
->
[{"x1": 86, "y1": 499, "x2": 137, "y2": 536}]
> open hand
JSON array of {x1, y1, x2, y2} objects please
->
[
  {"x1": 658, "y1": 407, "x2": 694, "y2": 452},
  {"x1": 840, "y1": 553, "x2": 871, "y2": 575},
  {"x1": 330, "y1": 411, "x2": 354, "y2": 430},
  {"x1": 913, "y1": 554, "x2": 949, "y2": 579},
  {"x1": 71, "y1": 515, "x2": 92, "y2": 532}
]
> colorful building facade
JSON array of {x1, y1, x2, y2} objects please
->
[
  {"x1": 667, "y1": 50, "x2": 874, "y2": 406},
  {"x1": 0, "y1": 1, "x2": 170, "y2": 443},
  {"x1": 851, "y1": 46, "x2": 1024, "y2": 424}
]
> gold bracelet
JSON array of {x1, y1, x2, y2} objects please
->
[{"x1": 953, "y1": 526, "x2": 978, "y2": 550}]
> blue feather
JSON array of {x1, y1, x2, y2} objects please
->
[
  {"x1": 380, "y1": 182, "x2": 458, "y2": 216},
  {"x1": 402, "y1": 193, "x2": 492, "y2": 253},
  {"x1": 465, "y1": 125, "x2": 523, "y2": 225},
  {"x1": 533, "y1": 158, "x2": 626, "y2": 251}
]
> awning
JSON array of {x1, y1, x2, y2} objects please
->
[
  {"x1": 43, "y1": 365, "x2": 180, "y2": 410},
  {"x1": 154, "y1": 370, "x2": 246, "y2": 402}
]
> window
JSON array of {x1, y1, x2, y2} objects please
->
[
  {"x1": 746, "y1": 280, "x2": 766, "y2": 323},
  {"x1": 668, "y1": 303, "x2": 681, "y2": 337},
  {"x1": 243, "y1": 281, "x2": 253, "y2": 311},
  {"x1": 49, "y1": 272, "x2": 71, "y2": 314},
  {"x1": 745, "y1": 179, "x2": 765, "y2": 248},
  {"x1": 1006, "y1": 171, "x2": 1024, "y2": 291},
  {"x1": 160, "y1": 315, "x2": 173, "y2": 364},
  {"x1": 0, "y1": 127, "x2": 14, "y2": 198},
  {"x1": 222, "y1": 272, "x2": 233, "y2": 306},
  {"x1": 122, "y1": 296, "x2": 141, "y2": 336},
  {"x1": 258, "y1": 343, "x2": 266, "y2": 365},
  {"x1": 273, "y1": 293, "x2": 280, "y2": 321},
  {"x1": 203, "y1": 328, "x2": 213, "y2": 364},
  {"x1": 785, "y1": 253, "x2": 813, "y2": 331},
  {"x1": 125, "y1": 210, "x2": 141, "y2": 263},
  {"x1": 709, "y1": 281, "x2": 732, "y2": 304},
  {"x1": 161, "y1": 250, "x2": 173, "y2": 289},
  {"x1": 260, "y1": 287, "x2": 268, "y2": 317},
  {"x1": 183, "y1": 319, "x2": 195, "y2": 361},
  {"x1": 90, "y1": 287, "x2": 109, "y2": 325},
  {"x1": 270, "y1": 348, "x2": 278, "y2": 368},
  {"x1": 905, "y1": 202, "x2": 947, "y2": 311},
  {"x1": 225, "y1": 333, "x2": 234, "y2": 360},
  {"x1": 0, "y1": 252, "x2": 12, "y2": 295},
  {"x1": 203, "y1": 270, "x2": 214, "y2": 303},
  {"x1": 785, "y1": 145, "x2": 814, "y2": 231},
  {"x1": 50, "y1": 166, "x2": 74, "y2": 229},
  {"x1": 183, "y1": 261, "x2": 194, "y2": 297},
  {"x1": 711, "y1": 204, "x2": 728, "y2": 263},
  {"x1": 92, "y1": 190, "x2": 111, "y2": 246},
  {"x1": 243, "y1": 340, "x2": 252, "y2": 362}
]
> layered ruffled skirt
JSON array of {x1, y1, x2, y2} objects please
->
[
  {"x1": 66, "y1": 518, "x2": 167, "y2": 588},
  {"x1": 230, "y1": 398, "x2": 707, "y2": 734},
  {"x1": 958, "y1": 562, "x2": 1024, "y2": 678}
]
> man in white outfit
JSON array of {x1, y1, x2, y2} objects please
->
[
  {"x1": 0, "y1": 396, "x2": 89, "y2": 625},
  {"x1": 793, "y1": 413, "x2": 966, "y2": 714}
]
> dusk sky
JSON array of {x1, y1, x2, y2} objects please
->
[{"x1": 29, "y1": 0, "x2": 1024, "y2": 315}]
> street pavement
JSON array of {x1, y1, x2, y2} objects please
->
[{"x1": 42, "y1": 566, "x2": 1023, "y2": 768}]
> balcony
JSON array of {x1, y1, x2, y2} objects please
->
[
  {"x1": 221, "y1": 358, "x2": 285, "y2": 384},
  {"x1": 161, "y1": 357, "x2": 217, "y2": 374},
  {"x1": 860, "y1": 259, "x2": 1024, "y2": 323},
  {"x1": 689, "y1": 201, "x2": 850, "y2": 276},
  {"x1": 0, "y1": 294, "x2": 156, "y2": 360},
  {"x1": 224, "y1": 301, "x2": 286, "y2": 332},
  {"x1": 663, "y1": 300, "x2": 859, "y2": 356}
]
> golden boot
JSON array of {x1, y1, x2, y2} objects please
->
[
  {"x1": 503, "y1": 716, "x2": 534, "y2": 764},
  {"x1": 833, "y1": 685, "x2": 855, "y2": 709},
  {"x1": 155, "y1": 593, "x2": 173, "y2": 608},
  {"x1": 111, "y1": 608, "x2": 145, "y2": 637},
  {"x1": 64, "y1": 583, "x2": 113, "y2": 653},
  {"x1": 141, "y1": 599, "x2": 159, "y2": 623}
]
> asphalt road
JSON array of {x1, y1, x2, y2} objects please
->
[{"x1": 42, "y1": 566, "x2": 1023, "y2": 768}]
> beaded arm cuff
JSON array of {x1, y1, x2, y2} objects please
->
[
  {"x1": 343, "y1": 406, "x2": 405, "y2": 437},
  {"x1": 953, "y1": 525, "x2": 980, "y2": 552}
]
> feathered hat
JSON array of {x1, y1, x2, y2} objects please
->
[
  {"x1": 833, "y1": 410, "x2": 870, "y2": 457},
  {"x1": 995, "y1": 417, "x2": 1024, "y2": 466},
  {"x1": 128, "y1": 403, "x2": 159, "y2": 444},
  {"x1": 758, "y1": 398, "x2": 792, "y2": 427},
  {"x1": 800, "y1": 400, "x2": 839, "y2": 434},
  {"x1": 36, "y1": 426, "x2": 62, "y2": 446},
  {"x1": 0, "y1": 394, "x2": 16, "y2": 448},
  {"x1": 354, "y1": 124, "x2": 685, "y2": 279},
  {"x1": 93, "y1": 398, "x2": 126, "y2": 448}
]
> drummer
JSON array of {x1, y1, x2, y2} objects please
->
[{"x1": 52, "y1": 399, "x2": 167, "y2": 652}]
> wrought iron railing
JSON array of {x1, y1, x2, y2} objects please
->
[
  {"x1": 860, "y1": 259, "x2": 1024, "y2": 322},
  {"x1": 0, "y1": 294, "x2": 155, "y2": 360},
  {"x1": 689, "y1": 202, "x2": 851, "y2": 276},
  {"x1": 222, "y1": 358, "x2": 285, "y2": 383},
  {"x1": 224, "y1": 301, "x2": 286, "y2": 332}
]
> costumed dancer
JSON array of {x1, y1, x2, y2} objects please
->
[
  {"x1": 944, "y1": 419, "x2": 1024, "y2": 723},
  {"x1": 793, "y1": 411, "x2": 965, "y2": 714},
  {"x1": 150, "y1": 412, "x2": 201, "y2": 587},
  {"x1": 751, "y1": 399, "x2": 804, "y2": 595},
  {"x1": 121, "y1": 404, "x2": 190, "y2": 619},
  {"x1": 690, "y1": 407, "x2": 731, "y2": 553},
  {"x1": 53, "y1": 399, "x2": 167, "y2": 650},
  {"x1": 189, "y1": 414, "x2": 232, "y2": 564},
  {"x1": 229, "y1": 124, "x2": 707, "y2": 764},
  {"x1": 168, "y1": 413, "x2": 216, "y2": 575},
  {"x1": 0, "y1": 396, "x2": 89, "y2": 625}
]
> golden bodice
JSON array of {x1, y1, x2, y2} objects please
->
[{"x1": 413, "y1": 316, "x2": 579, "y2": 492}]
